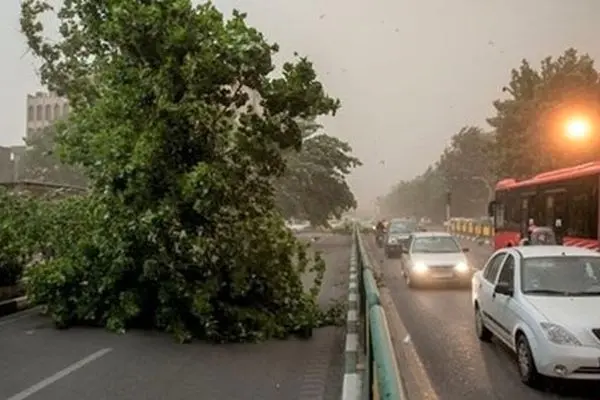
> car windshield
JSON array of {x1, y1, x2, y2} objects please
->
[
  {"x1": 389, "y1": 223, "x2": 412, "y2": 234},
  {"x1": 411, "y1": 236, "x2": 460, "y2": 253},
  {"x1": 521, "y1": 256, "x2": 600, "y2": 296}
]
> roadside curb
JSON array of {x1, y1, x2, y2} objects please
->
[
  {"x1": 0, "y1": 296, "x2": 29, "y2": 318},
  {"x1": 342, "y1": 234, "x2": 361, "y2": 399}
]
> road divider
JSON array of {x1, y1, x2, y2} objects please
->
[{"x1": 351, "y1": 225, "x2": 405, "y2": 400}]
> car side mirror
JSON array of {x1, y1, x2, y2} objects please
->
[
  {"x1": 494, "y1": 282, "x2": 513, "y2": 296},
  {"x1": 462, "y1": 247, "x2": 469, "y2": 252}
]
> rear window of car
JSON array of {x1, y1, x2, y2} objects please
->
[{"x1": 411, "y1": 236, "x2": 461, "y2": 253}]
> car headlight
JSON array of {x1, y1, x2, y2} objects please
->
[
  {"x1": 454, "y1": 262, "x2": 468, "y2": 272},
  {"x1": 413, "y1": 262, "x2": 428, "y2": 273},
  {"x1": 540, "y1": 322, "x2": 582, "y2": 346}
]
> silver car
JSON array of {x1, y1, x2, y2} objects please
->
[{"x1": 401, "y1": 232, "x2": 472, "y2": 288}]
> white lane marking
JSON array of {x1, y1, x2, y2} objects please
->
[
  {"x1": 347, "y1": 310, "x2": 357, "y2": 322},
  {"x1": 341, "y1": 372, "x2": 360, "y2": 400},
  {"x1": 7, "y1": 348, "x2": 113, "y2": 400},
  {"x1": 345, "y1": 333, "x2": 358, "y2": 352}
]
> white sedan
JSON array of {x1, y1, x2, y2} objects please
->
[
  {"x1": 472, "y1": 245, "x2": 600, "y2": 386},
  {"x1": 401, "y1": 231, "x2": 472, "y2": 288}
]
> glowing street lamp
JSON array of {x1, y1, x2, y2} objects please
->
[{"x1": 565, "y1": 118, "x2": 591, "y2": 140}]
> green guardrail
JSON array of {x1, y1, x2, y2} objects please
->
[{"x1": 354, "y1": 226, "x2": 405, "y2": 400}]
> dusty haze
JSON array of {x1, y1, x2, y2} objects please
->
[{"x1": 2, "y1": 0, "x2": 600, "y2": 214}]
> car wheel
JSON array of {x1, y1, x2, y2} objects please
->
[
  {"x1": 516, "y1": 334, "x2": 541, "y2": 387},
  {"x1": 474, "y1": 306, "x2": 492, "y2": 342}
]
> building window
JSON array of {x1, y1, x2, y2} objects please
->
[
  {"x1": 27, "y1": 106, "x2": 34, "y2": 121},
  {"x1": 45, "y1": 104, "x2": 52, "y2": 121},
  {"x1": 36, "y1": 105, "x2": 42, "y2": 120},
  {"x1": 54, "y1": 104, "x2": 60, "y2": 119}
]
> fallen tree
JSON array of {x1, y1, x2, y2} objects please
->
[{"x1": 20, "y1": 0, "x2": 343, "y2": 342}]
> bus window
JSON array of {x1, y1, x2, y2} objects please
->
[
  {"x1": 506, "y1": 192, "x2": 519, "y2": 229},
  {"x1": 520, "y1": 197, "x2": 530, "y2": 237},
  {"x1": 545, "y1": 195, "x2": 554, "y2": 227},
  {"x1": 554, "y1": 191, "x2": 567, "y2": 228},
  {"x1": 567, "y1": 177, "x2": 598, "y2": 239},
  {"x1": 495, "y1": 202, "x2": 505, "y2": 228}
]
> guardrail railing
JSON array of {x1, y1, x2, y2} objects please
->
[{"x1": 353, "y1": 226, "x2": 405, "y2": 399}]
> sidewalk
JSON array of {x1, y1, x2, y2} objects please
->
[{"x1": 0, "y1": 234, "x2": 351, "y2": 400}]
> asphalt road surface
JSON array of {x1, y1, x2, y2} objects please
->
[
  {"x1": 0, "y1": 233, "x2": 350, "y2": 400},
  {"x1": 364, "y1": 234, "x2": 600, "y2": 400}
]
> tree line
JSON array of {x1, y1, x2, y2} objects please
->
[
  {"x1": 0, "y1": 0, "x2": 360, "y2": 343},
  {"x1": 379, "y1": 48, "x2": 600, "y2": 221}
]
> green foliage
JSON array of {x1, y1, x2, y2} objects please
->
[
  {"x1": 488, "y1": 48, "x2": 600, "y2": 178},
  {"x1": 380, "y1": 166, "x2": 446, "y2": 220},
  {"x1": 20, "y1": 0, "x2": 343, "y2": 342},
  {"x1": 0, "y1": 190, "x2": 36, "y2": 286},
  {"x1": 437, "y1": 126, "x2": 495, "y2": 216},
  {"x1": 276, "y1": 119, "x2": 361, "y2": 226}
]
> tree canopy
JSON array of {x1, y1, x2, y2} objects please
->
[
  {"x1": 275, "y1": 119, "x2": 361, "y2": 226},
  {"x1": 380, "y1": 126, "x2": 493, "y2": 219},
  {"x1": 18, "y1": 0, "x2": 350, "y2": 342},
  {"x1": 380, "y1": 47, "x2": 600, "y2": 221}
]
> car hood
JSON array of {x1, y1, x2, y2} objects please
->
[
  {"x1": 526, "y1": 296, "x2": 600, "y2": 327},
  {"x1": 411, "y1": 252, "x2": 466, "y2": 266}
]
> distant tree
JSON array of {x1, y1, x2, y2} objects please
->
[
  {"x1": 488, "y1": 48, "x2": 600, "y2": 178},
  {"x1": 276, "y1": 119, "x2": 361, "y2": 225},
  {"x1": 436, "y1": 126, "x2": 495, "y2": 216},
  {"x1": 20, "y1": 127, "x2": 87, "y2": 187},
  {"x1": 380, "y1": 166, "x2": 446, "y2": 221}
]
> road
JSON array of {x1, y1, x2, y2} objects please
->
[
  {"x1": 0, "y1": 233, "x2": 350, "y2": 400},
  {"x1": 364, "y1": 234, "x2": 600, "y2": 400}
]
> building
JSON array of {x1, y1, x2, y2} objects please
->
[{"x1": 26, "y1": 91, "x2": 69, "y2": 139}]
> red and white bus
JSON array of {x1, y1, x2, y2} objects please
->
[{"x1": 488, "y1": 161, "x2": 600, "y2": 250}]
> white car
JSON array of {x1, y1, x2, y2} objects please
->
[
  {"x1": 401, "y1": 232, "x2": 472, "y2": 288},
  {"x1": 472, "y1": 245, "x2": 600, "y2": 386}
]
